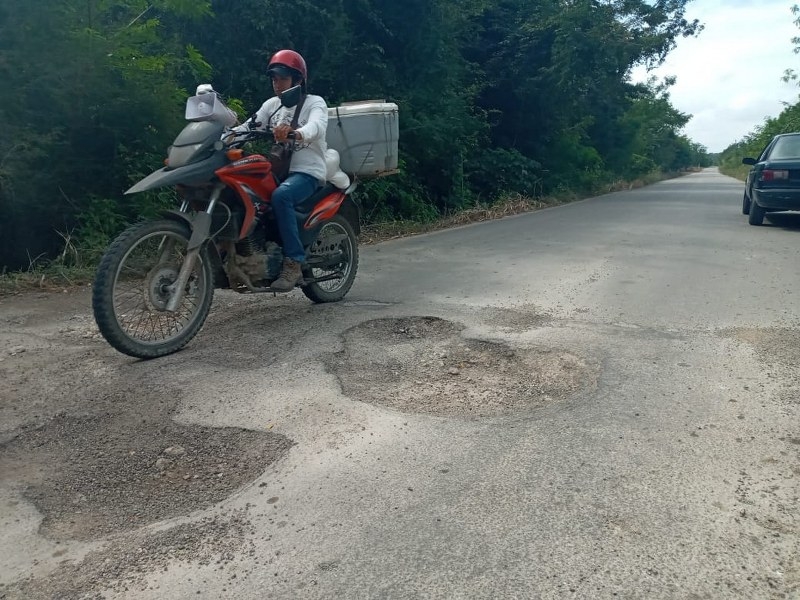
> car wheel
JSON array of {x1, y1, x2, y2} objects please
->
[
  {"x1": 748, "y1": 199, "x2": 765, "y2": 225},
  {"x1": 742, "y1": 191, "x2": 751, "y2": 215}
]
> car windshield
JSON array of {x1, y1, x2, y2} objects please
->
[{"x1": 769, "y1": 135, "x2": 800, "y2": 159}]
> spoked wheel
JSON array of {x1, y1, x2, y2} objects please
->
[
  {"x1": 302, "y1": 214, "x2": 359, "y2": 303},
  {"x1": 92, "y1": 219, "x2": 214, "y2": 359}
]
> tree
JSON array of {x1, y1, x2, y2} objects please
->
[
  {"x1": 464, "y1": 0, "x2": 701, "y2": 188},
  {"x1": 0, "y1": 0, "x2": 211, "y2": 269},
  {"x1": 782, "y1": 4, "x2": 800, "y2": 84}
]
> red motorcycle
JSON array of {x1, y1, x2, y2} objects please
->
[{"x1": 92, "y1": 86, "x2": 360, "y2": 359}]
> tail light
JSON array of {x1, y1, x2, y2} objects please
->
[{"x1": 761, "y1": 169, "x2": 789, "y2": 181}]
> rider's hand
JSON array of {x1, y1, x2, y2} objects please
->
[
  {"x1": 273, "y1": 125, "x2": 303, "y2": 143},
  {"x1": 273, "y1": 124, "x2": 293, "y2": 143}
]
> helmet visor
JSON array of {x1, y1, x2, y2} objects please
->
[{"x1": 267, "y1": 65, "x2": 295, "y2": 79}]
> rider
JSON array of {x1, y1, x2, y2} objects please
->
[{"x1": 240, "y1": 49, "x2": 329, "y2": 292}]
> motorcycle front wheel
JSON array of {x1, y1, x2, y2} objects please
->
[{"x1": 92, "y1": 219, "x2": 214, "y2": 359}]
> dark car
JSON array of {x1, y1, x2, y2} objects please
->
[{"x1": 742, "y1": 132, "x2": 800, "y2": 225}]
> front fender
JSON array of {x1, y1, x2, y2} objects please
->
[
  {"x1": 162, "y1": 210, "x2": 228, "y2": 289},
  {"x1": 162, "y1": 209, "x2": 194, "y2": 229},
  {"x1": 126, "y1": 153, "x2": 228, "y2": 194}
]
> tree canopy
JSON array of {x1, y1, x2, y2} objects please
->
[{"x1": 0, "y1": 0, "x2": 708, "y2": 271}]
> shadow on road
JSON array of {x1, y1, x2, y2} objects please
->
[{"x1": 765, "y1": 212, "x2": 800, "y2": 229}]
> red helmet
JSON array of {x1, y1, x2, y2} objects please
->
[{"x1": 267, "y1": 49, "x2": 307, "y2": 82}]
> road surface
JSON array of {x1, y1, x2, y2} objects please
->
[{"x1": 1, "y1": 168, "x2": 798, "y2": 599}]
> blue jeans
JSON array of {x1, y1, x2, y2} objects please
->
[{"x1": 271, "y1": 172, "x2": 319, "y2": 262}]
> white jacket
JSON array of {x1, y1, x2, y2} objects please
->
[{"x1": 240, "y1": 94, "x2": 329, "y2": 183}]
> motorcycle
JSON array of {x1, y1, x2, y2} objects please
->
[{"x1": 92, "y1": 84, "x2": 360, "y2": 359}]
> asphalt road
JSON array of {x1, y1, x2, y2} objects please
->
[{"x1": 2, "y1": 168, "x2": 799, "y2": 599}]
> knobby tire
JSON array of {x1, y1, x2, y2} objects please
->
[{"x1": 92, "y1": 219, "x2": 214, "y2": 359}]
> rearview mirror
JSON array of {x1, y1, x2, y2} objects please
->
[
  {"x1": 742, "y1": 157, "x2": 757, "y2": 166},
  {"x1": 280, "y1": 85, "x2": 302, "y2": 108}
]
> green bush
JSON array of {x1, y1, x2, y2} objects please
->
[
  {"x1": 73, "y1": 196, "x2": 128, "y2": 265},
  {"x1": 358, "y1": 163, "x2": 439, "y2": 224},
  {"x1": 465, "y1": 148, "x2": 543, "y2": 200},
  {"x1": 626, "y1": 154, "x2": 657, "y2": 178}
]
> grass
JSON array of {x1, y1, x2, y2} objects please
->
[
  {"x1": 0, "y1": 229, "x2": 99, "y2": 297},
  {"x1": 718, "y1": 164, "x2": 748, "y2": 182},
  {"x1": 0, "y1": 264, "x2": 96, "y2": 297}
]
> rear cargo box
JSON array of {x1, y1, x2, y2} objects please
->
[{"x1": 326, "y1": 102, "x2": 399, "y2": 177}]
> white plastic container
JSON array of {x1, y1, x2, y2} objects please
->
[{"x1": 326, "y1": 102, "x2": 399, "y2": 177}]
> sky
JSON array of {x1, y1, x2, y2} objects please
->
[{"x1": 630, "y1": 0, "x2": 800, "y2": 153}]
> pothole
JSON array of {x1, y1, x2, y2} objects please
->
[
  {"x1": 4, "y1": 510, "x2": 255, "y2": 599},
  {"x1": 477, "y1": 305, "x2": 552, "y2": 332},
  {"x1": 721, "y1": 326, "x2": 800, "y2": 366},
  {"x1": 719, "y1": 326, "x2": 800, "y2": 407},
  {"x1": 0, "y1": 415, "x2": 293, "y2": 541},
  {"x1": 326, "y1": 316, "x2": 594, "y2": 417}
]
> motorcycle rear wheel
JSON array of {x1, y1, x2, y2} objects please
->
[
  {"x1": 92, "y1": 219, "x2": 214, "y2": 359},
  {"x1": 302, "y1": 214, "x2": 359, "y2": 303}
]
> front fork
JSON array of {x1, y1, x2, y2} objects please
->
[{"x1": 165, "y1": 184, "x2": 224, "y2": 312}]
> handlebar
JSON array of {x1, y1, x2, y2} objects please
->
[{"x1": 224, "y1": 128, "x2": 297, "y2": 148}]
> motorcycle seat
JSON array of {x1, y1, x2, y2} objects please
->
[{"x1": 295, "y1": 183, "x2": 340, "y2": 214}]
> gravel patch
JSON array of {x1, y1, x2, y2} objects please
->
[
  {"x1": 325, "y1": 316, "x2": 595, "y2": 417},
  {"x1": 1, "y1": 510, "x2": 255, "y2": 599},
  {"x1": 1, "y1": 415, "x2": 292, "y2": 541}
]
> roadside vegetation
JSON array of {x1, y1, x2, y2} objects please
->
[
  {"x1": 1, "y1": 0, "x2": 712, "y2": 290},
  {"x1": 718, "y1": 101, "x2": 800, "y2": 181}
]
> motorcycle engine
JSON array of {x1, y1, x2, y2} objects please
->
[
  {"x1": 235, "y1": 226, "x2": 266, "y2": 256},
  {"x1": 223, "y1": 216, "x2": 284, "y2": 291},
  {"x1": 226, "y1": 234, "x2": 284, "y2": 290}
]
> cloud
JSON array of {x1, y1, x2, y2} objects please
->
[{"x1": 631, "y1": 0, "x2": 800, "y2": 152}]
